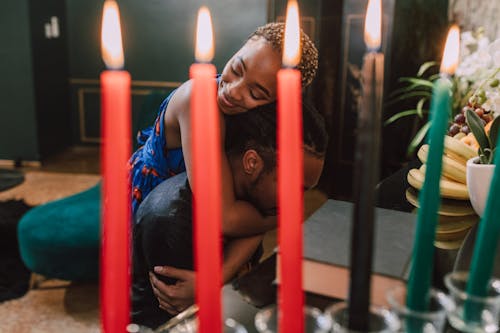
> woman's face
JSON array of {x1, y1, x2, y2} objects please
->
[{"x1": 218, "y1": 37, "x2": 282, "y2": 115}]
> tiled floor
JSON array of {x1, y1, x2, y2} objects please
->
[
  {"x1": 0, "y1": 146, "x2": 102, "y2": 333},
  {"x1": 38, "y1": 145, "x2": 100, "y2": 174}
]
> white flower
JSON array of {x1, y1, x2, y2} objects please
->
[
  {"x1": 477, "y1": 36, "x2": 491, "y2": 51},
  {"x1": 491, "y1": 93, "x2": 500, "y2": 114},
  {"x1": 477, "y1": 50, "x2": 492, "y2": 67},
  {"x1": 493, "y1": 51, "x2": 500, "y2": 68},
  {"x1": 487, "y1": 39, "x2": 500, "y2": 67},
  {"x1": 455, "y1": 30, "x2": 500, "y2": 116}
]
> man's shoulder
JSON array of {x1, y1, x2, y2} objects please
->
[{"x1": 135, "y1": 173, "x2": 191, "y2": 223}]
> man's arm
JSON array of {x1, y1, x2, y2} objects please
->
[{"x1": 150, "y1": 234, "x2": 264, "y2": 315}]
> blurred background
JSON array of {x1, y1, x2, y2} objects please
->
[{"x1": 1, "y1": 0, "x2": 496, "y2": 201}]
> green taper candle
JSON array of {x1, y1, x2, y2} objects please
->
[
  {"x1": 464, "y1": 132, "x2": 500, "y2": 322},
  {"x1": 406, "y1": 25, "x2": 459, "y2": 314}
]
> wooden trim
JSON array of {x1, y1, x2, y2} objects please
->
[
  {"x1": 77, "y1": 88, "x2": 101, "y2": 143},
  {"x1": 0, "y1": 159, "x2": 41, "y2": 167},
  {"x1": 77, "y1": 88, "x2": 162, "y2": 143},
  {"x1": 69, "y1": 78, "x2": 182, "y2": 88}
]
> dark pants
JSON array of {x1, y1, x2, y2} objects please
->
[
  {"x1": 131, "y1": 172, "x2": 263, "y2": 329},
  {"x1": 131, "y1": 172, "x2": 194, "y2": 329}
]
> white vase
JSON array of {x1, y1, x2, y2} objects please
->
[{"x1": 466, "y1": 157, "x2": 495, "y2": 217}]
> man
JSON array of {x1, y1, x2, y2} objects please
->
[{"x1": 132, "y1": 101, "x2": 328, "y2": 328}]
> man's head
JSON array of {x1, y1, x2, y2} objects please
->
[
  {"x1": 224, "y1": 100, "x2": 328, "y2": 215},
  {"x1": 217, "y1": 22, "x2": 318, "y2": 115}
]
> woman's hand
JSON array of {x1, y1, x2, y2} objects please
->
[{"x1": 149, "y1": 266, "x2": 196, "y2": 315}]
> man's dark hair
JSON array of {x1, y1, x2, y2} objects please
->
[{"x1": 224, "y1": 99, "x2": 328, "y2": 173}]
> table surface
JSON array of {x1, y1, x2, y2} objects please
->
[{"x1": 165, "y1": 199, "x2": 464, "y2": 332}]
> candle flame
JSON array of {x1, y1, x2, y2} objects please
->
[
  {"x1": 101, "y1": 0, "x2": 124, "y2": 69},
  {"x1": 364, "y1": 0, "x2": 382, "y2": 51},
  {"x1": 440, "y1": 25, "x2": 460, "y2": 75},
  {"x1": 195, "y1": 7, "x2": 214, "y2": 62},
  {"x1": 283, "y1": 0, "x2": 301, "y2": 67}
]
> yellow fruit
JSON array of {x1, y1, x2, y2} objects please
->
[
  {"x1": 444, "y1": 136, "x2": 477, "y2": 162},
  {"x1": 407, "y1": 166, "x2": 469, "y2": 200},
  {"x1": 417, "y1": 145, "x2": 467, "y2": 184}
]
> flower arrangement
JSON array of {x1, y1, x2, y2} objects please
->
[
  {"x1": 386, "y1": 28, "x2": 500, "y2": 156},
  {"x1": 456, "y1": 29, "x2": 500, "y2": 117}
]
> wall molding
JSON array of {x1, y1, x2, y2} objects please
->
[
  {"x1": 69, "y1": 78, "x2": 182, "y2": 88},
  {"x1": 76, "y1": 86, "x2": 179, "y2": 143}
]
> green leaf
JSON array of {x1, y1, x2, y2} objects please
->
[
  {"x1": 428, "y1": 74, "x2": 441, "y2": 82},
  {"x1": 489, "y1": 116, "x2": 500, "y2": 150},
  {"x1": 479, "y1": 154, "x2": 489, "y2": 164},
  {"x1": 398, "y1": 77, "x2": 434, "y2": 88},
  {"x1": 465, "y1": 109, "x2": 490, "y2": 151},
  {"x1": 407, "y1": 121, "x2": 431, "y2": 157},
  {"x1": 417, "y1": 61, "x2": 439, "y2": 77},
  {"x1": 416, "y1": 98, "x2": 426, "y2": 118},
  {"x1": 384, "y1": 109, "x2": 423, "y2": 126},
  {"x1": 385, "y1": 91, "x2": 433, "y2": 107},
  {"x1": 388, "y1": 84, "x2": 423, "y2": 98}
]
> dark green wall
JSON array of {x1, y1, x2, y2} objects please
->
[
  {"x1": 1, "y1": 0, "x2": 71, "y2": 161},
  {"x1": 66, "y1": 0, "x2": 268, "y2": 79},
  {"x1": 66, "y1": 0, "x2": 268, "y2": 144},
  {"x1": 29, "y1": 0, "x2": 71, "y2": 159},
  {"x1": 0, "y1": 0, "x2": 38, "y2": 160},
  {"x1": 0, "y1": 1, "x2": 268, "y2": 160}
]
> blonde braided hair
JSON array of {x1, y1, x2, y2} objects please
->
[{"x1": 250, "y1": 22, "x2": 318, "y2": 87}]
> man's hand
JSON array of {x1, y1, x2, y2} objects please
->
[{"x1": 149, "y1": 266, "x2": 196, "y2": 316}]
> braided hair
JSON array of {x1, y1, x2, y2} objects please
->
[
  {"x1": 225, "y1": 100, "x2": 328, "y2": 173},
  {"x1": 249, "y1": 22, "x2": 318, "y2": 88}
]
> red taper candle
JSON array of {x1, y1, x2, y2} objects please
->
[
  {"x1": 278, "y1": 1, "x2": 304, "y2": 332},
  {"x1": 190, "y1": 7, "x2": 222, "y2": 333},
  {"x1": 100, "y1": 1, "x2": 131, "y2": 332}
]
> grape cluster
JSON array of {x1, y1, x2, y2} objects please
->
[{"x1": 448, "y1": 104, "x2": 493, "y2": 136}]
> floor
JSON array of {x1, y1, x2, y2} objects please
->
[
  {"x1": 0, "y1": 145, "x2": 329, "y2": 332},
  {"x1": 25, "y1": 145, "x2": 101, "y2": 174},
  {"x1": 0, "y1": 145, "x2": 101, "y2": 333}
]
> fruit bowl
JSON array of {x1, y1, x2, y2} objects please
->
[{"x1": 405, "y1": 136, "x2": 479, "y2": 249}]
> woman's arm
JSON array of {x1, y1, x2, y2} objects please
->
[{"x1": 167, "y1": 82, "x2": 277, "y2": 237}]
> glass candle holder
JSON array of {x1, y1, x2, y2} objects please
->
[
  {"x1": 325, "y1": 302, "x2": 400, "y2": 333},
  {"x1": 144, "y1": 317, "x2": 247, "y2": 333},
  {"x1": 254, "y1": 305, "x2": 332, "y2": 333},
  {"x1": 386, "y1": 285, "x2": 454, "y2": 332},
  {"x1": 126, "y1": 323, "x2": 154, "y2": 333},
  {"x1": 444, "y1": 271, "x2": 500, "y2": 333}
]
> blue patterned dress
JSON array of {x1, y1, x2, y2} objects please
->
[{"x1": 129, "y1": 91, "x2": 186, "y2": 215}]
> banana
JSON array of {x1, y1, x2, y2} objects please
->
[
  {"x1": 437, "y1": 214, "x2": 478, "y2": 225},
  {"x1": 417, "y1": 145, "x2": 467, "y2": 184},
  {"x1": 435, "y1": 227, "x2": 472, "y2": 241},
  {"x1": 435, "y1": 214, "x2": 478, "y2": 241},
  {"x1": 434, "y1": 239, "x2": 464, "y2": 250},
  {"x1": 407, "y1": 166, "x2": 469, "y2": 200},
  {"x1": 405, "y1": 187, "x2": 475, "y2": 216},
  {"x1": 444, "y1": 135, "x2": 477, "y2": 161}
]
